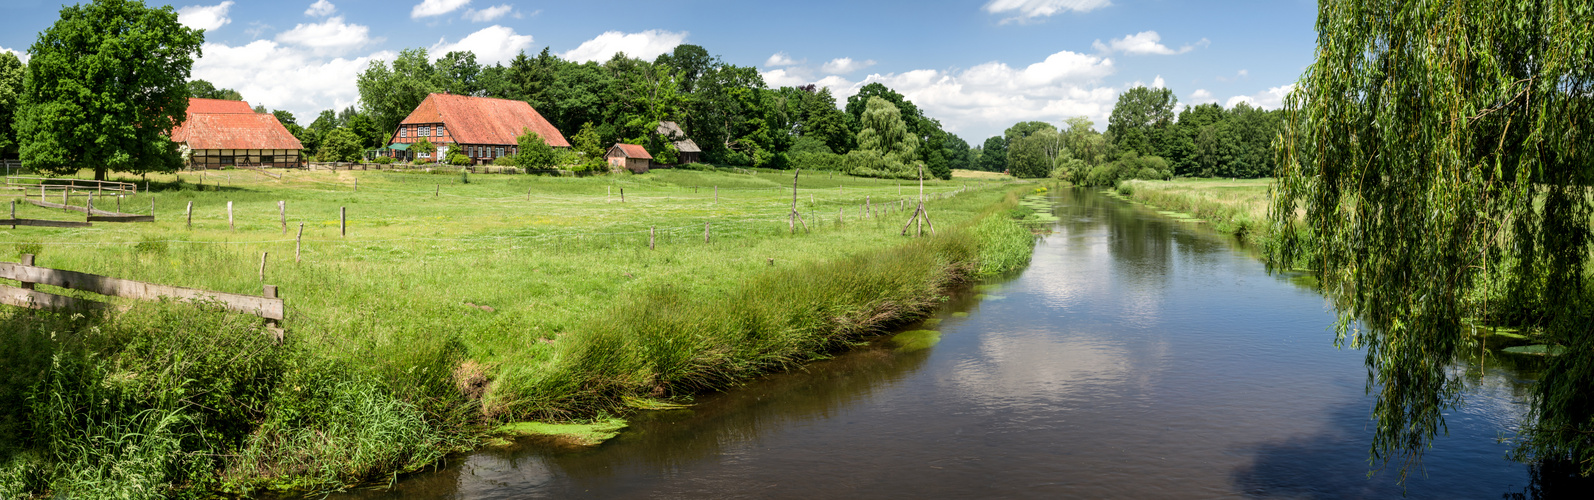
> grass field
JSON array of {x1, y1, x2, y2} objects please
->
[
  {"x1": 0, "y1": 166, "x2": 1036, "y2": 497},
  {"x1": 1115, "y1": 178, "x2": 1275, "y2": 240}
]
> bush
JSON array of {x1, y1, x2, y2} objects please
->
[
  {"x1": 492, "y1": 156, "x2": 516, "y2": 166},
  {"x1": 372, "y1": 156, "x2": 395, "y2": 165},
  {"x1": 675, "y1": 162, "x2": 713, "y2": 171},
  {"x1": 792, "y1": 151, "x2": 844, "y2": 172},
  {"x1": 446, "y1": 152, "x2": 472, "y2": 166},
  {"x1": 515, "y1": 129, "x2": 556, "y2": 168},
  {"x1": 415, "y1": 158, "x2": 433, "y2": 165}
]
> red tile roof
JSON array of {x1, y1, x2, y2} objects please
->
[
  {"x1": 171, "y1": 98, "x2": 303, "y2": 150},
  {"x1": 608, "y1": 143, "x2": 652, "y2": 160},
  {"x1": 186, "y1": 98, "x2": 255, "y2": 114},
  {"x1": 400, "y1": 93, "x2": 569, "y2": 147}
]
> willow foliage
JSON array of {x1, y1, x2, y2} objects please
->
[{"x1": 1270, "y1": 0, "x2": 1594, "y2": 477}]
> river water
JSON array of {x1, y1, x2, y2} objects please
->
[{"x1": 340, "y1": 187, "x2": 1567, "y2": 499}]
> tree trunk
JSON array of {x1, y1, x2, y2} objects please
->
[{"x1": 94, "y1": 168, "x2": 107, "y2": 181}]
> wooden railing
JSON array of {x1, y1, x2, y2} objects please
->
[{"x1": 0, "y1": 254, "x2": 284, "y2": 339}]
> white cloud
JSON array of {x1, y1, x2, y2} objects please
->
[
  {"x1": 983, "y1": 0, "x2": 1111, "y2": 22},
  {"x1": 561, "y1": 30, "x2": 688, "y2": 63},
  {"x1": 190, "y1": 39, "x2": 393, "y2": 121},
  {"x1": 761, "y1": 68, "x2": 810, "y2": 88},
  {"x1": 821, "y1": 57, "x2": 876, "y2": 75},
  {"x1": 767, "y1": 49, "x2": 1122, "y2": 140},
  {"x1": 177, "y1": 1, "x2": 234, "y2": 32},
  {"x1": 1225, "y1": 84, "x2": 1295, "y2": 109},
  {"x1": 464, "y1": 4, "x2": 513, "y2": 22},
  {"x1": 1092, "y1": 31, "x2": 1203, "y2": 55},
  {"x1": 275, "y1": 16, "x2": 373, "y2": 56},
  {"x1": 1, "y1": 46, "x2": 27, "y2": 64},
  {"x1": 1188, "y1": 89, "x2": 1216, "y2": 104},
  {"x1": 411, "y1": 0, "x2": 471, "y2": 19},
  {"x1": 430, "y1": 25, "x2": 533, "y2": 65},
  {"x1": 304, "y1": 0, "x2": 335, "y2": 17},
  {"x1": 1237, "y1": 69, "x2": 1248, "y2": 77},
  {"x1": 765, "y1": 52, "x2": 799, "y2": 67}
]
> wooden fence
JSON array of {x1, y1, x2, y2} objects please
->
[{"x1": 0, "y1": 254, "x2": 284, "y2": 339}]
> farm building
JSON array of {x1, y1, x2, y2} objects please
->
[
  {"x1": 170, "y1": 98, "x2": 304, "y2": 169},
  {"x1": 385, "y1": 93, "x2": 569, "y2": 164},
  {"x1": 656, "y1": 121, "x2": 701, "y2": 165},
  {"x1": 606, "y1": 144, "x2": 653, "y2": 173}
]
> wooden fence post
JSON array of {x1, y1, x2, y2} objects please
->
[
  {"x1": 279, "y1": 201, "x2": 286, "y2": 235},
  {"x1": 704, "y1": 222, "x2": 710, "y2": 244},
  {"x1": 116, "y1": 194, "x2": 121, "y2": 213},
  {"x1": 18, "y1": 254, "x2": 34, "y2": 290},
  {"x1": 354, "y1": 178, "x2": 358, "y2": 192},
  {"x1": 262, "y1": 284, "x2": 281, "y2": 340},
  {"x1": 714, "y1": 186, "x2": 718, "y2": 203},
  {"x1": 621, "y1": 187, "x2": 625, "y2": 202},
  {"x1": 340, "y1": 206, "x2": 346, "y2": 237},
  {"x1": 649, "y1": 226, "x2": 655, "y2": 250},
  {"x1": 186, "y1": 201, "x2": 193, "y2": 229},
  {"x1": 227, "y1": 201, "x2": 234, "y2": 230},
  {"x1": 151, "y1": 198, "x2": 155, "y2": 218},
  {"x1": 9, "y1": 200, "x2": 14, "y2": 229},
  {"x1": 296, "y1": 223, "x2": 303, "y2": 262},
  {"x1": 86, "y1": 194, "x2": 93, "y2": 218},
  {"x1": 435, "y1": 184, "x2": 439, "y2": 197},
  {"x1": 259, "y1": 251, "x2": 268, "y2": 281},
  {"x1": 61, "y1": 189, "x2": 67, "y2": 212}
]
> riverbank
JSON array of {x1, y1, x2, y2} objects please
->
[
  {"x1": 1113, "y1": 178, "x2": 1273, "y2": 241},
  {"x1": 0, "y1": 168, "x2": 1036, "y2": 497}
]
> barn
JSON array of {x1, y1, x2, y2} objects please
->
[
  {"x1": 386, "y1": 93, "x2": 568, "y2": 164},
  {"x1": 656, "y1": 121, "x2": 701, "y2": 165},
  {"x1": 170, "y1": 98, "x2": 304, "y2": 169},
  {"x1": 605, "y1": 144, "x2": 653, "y2": 173}
]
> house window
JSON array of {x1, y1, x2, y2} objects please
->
[
  {"x1": 496, "y1": 147, "x2": 505, "y2": 158},
  {"x1": 262, "y1": 155, "x2": 274, "y2": 164},
  {"x1": 399, "y1": 128, "x2": 407, "y2": 138},
  {"x1": 418, "y1": 126, "x2": 430, "y2": 137},
  {"x1": 220, "y1": 156, "x2": 234, "y2": 165},
  {"x1": 437, "y1": 126, "x2": 446, "y2": 136}
]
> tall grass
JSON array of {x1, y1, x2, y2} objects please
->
[{"x1": 0, "y1": 168, "x2": 1032, "y2": 496}]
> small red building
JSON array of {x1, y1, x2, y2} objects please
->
[
  {"x1": 605, "y1": 144, "x2": 652, "y2": 173},
  {"x1": 386, "y1": 93, "x2": 568, "y2": 164},
  {"x1": 170, "y1": 98, "x2": 304, "y2": 169}
]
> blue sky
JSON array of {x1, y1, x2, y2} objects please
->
[{"x1": 2, "y1": 0, "x2": 1318, "y2": 141}]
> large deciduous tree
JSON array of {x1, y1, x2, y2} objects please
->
[
  {"x1": 0, "y1": 51, "x2": 23, "y2": 158},
  {"x1": 18, "y1": 0, "x2": 202, "y2": 180},
  {"x1": 1105, "y1": 86, "x2": 1177, "y2": 157},
  {"x1": 1270, "y1": 0, "x2": 1594, "y2": 478},
  {"x1": 855, "y1": 96, "x2": 917, "y2": 168},
  {"x1": 357, "y1": 48, "x2": 441, "y2": 135}
]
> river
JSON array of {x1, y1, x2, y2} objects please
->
[{"x1": 337, "y1": 187, "x2": 1572, "y2": 499}]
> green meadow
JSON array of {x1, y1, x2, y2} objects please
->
[{"x1": 0, "y1": 167, "x2": 1036, "y2": 497}]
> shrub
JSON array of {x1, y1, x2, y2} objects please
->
[
  {"x1": 372, "y1": 156, "x2": 395, "y2": 165},
  {"x1": 446, "y1": 152, "x2": 472, "y2": 166},
  {"x1": 515, "y1": 129, "x2": 556, "y2": 168},
  {"x1": 492, "y1": 156, "x2": 516, "y2": 166}
]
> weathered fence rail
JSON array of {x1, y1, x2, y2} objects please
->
[{"x1": 0, "y1": 254, "x2": 284, "y2": 337}]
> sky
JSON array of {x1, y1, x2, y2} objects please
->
[{"x1": 1, "y1": 0, "x2": 1319, "y2": 142}]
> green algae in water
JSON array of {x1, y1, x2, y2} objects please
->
[
  {"x1": 495, "y1": 418, "x2": 628, "y2": 446},
  {"x1": 921, "y1": 318, "x2": 942, "y2": 328},
  {"x1": 891, "y1": 330, "x2": 942, "y2": 352},
  {"x1": 951, "y1": 312, "x2": 969, "y2": 318},
  {"x1": 1502, "y1": 344, "x2": 1566, "y2": 356}
]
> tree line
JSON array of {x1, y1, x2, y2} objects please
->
[{"x1": 971, "y1": 86, "x2": 1284, "y2": 185}]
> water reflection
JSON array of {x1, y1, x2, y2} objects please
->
[{"x1": 332, "y1": 187, "x2": 1560, "y2": 499}]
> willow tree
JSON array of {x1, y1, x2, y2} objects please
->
[
  {"x1": 855, "y1": 96, "x2": 917, "y2": 175},
  {"x1": 1270, "y1": 0, "x2": 1594, "y2": 477}
]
